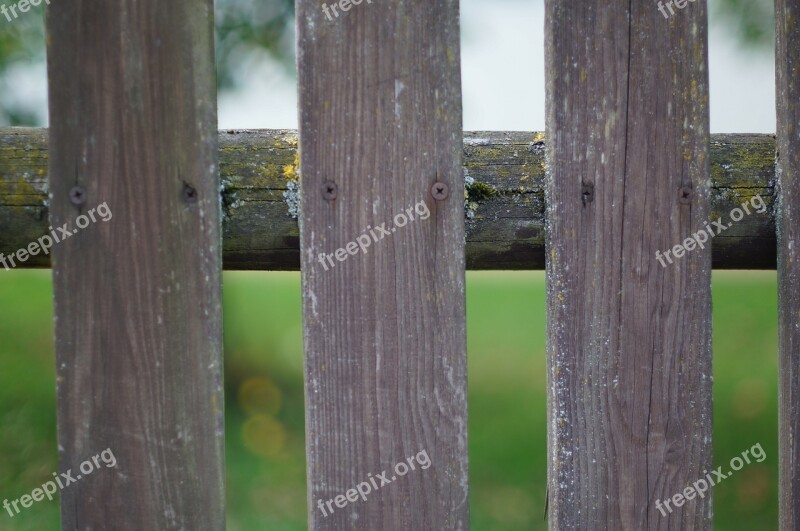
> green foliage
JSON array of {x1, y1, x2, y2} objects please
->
[
  {"x1": 215, "y1": 0, "x2": 295, "y2": 90},
  {"x1": 712, "y1": 0, "x2": 774, "y2": 49}
]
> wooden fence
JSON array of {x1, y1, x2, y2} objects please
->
[{"x1": 0, "y1": 0, "x2": 795, "y2": 529}]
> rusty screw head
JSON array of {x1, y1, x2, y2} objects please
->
[
  {"x1": 679, "y1": 185, "x2": 692, "y2": 205},
  {"x1": 183, "y1": 183, "x2": 198, "y2": 203},
  {"x1": 69, "y1": 186, "x2": 86, "y2": 206},
  {"x1": 431, "y1": 182, "x2": 449, "y2": 201},
  {"x1": 323, "y1": 181, "x2": 338, "y2": 201}
]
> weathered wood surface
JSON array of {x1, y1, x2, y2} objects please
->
[
  {"x1": 545, "y1": 1, "x2": 713, "y2": 529},
  {"x1": 46, "y1": 0, "x2": 225, "y2": 529},
  {"x1": 296, "y1": 0, "x2": 468, "y2": 529},
  {"x1": 776, "y1": 0, "x2": 800, "y2": 528},
  {"x1": 0, "y1": 128, "x2": 775, "y2": 270}
]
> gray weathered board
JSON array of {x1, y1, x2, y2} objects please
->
[
  {"x1": 296, "y1": 0, "x2": 468, "y2": 528},
  {"x1": 0, "y1": 129, "x2": 776, "y2": 270},
  {"x1": 545, "y1": 0, "x2": 713, "y2": 529},
  {"x1": 776, "y1": 0, "x2": 800, "y2": 528},
  {"x1": 46, "y1": 0, "x2": 225, "y2": 528}
]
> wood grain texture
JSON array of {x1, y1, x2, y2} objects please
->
[
  {"x1": 46, "y1": 1, "x2": 225, "y2": 529},
  {"x1": 0, "y1": 128, "x2": 776, "y2": 270},
  {"x1": 297, "y1": 0, "x2": 468, "y2": 529},
  {"x1": 545, "y1": 1, "x2": 713, "y2": 529},
  {"x1": 776, "y1": 0, "x2": 800, "y2": 528}
]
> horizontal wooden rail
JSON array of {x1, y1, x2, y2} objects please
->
[{"x1": 1, "y1": 128, "x2": 775, "y2": 270}]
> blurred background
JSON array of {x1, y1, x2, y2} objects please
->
[{"x1": 0, "y1": 0, "x2": 778, "y2": 529}]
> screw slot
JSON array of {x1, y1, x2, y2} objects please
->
[
  {"x1": 183, "y1": 183, "x2": 198, "y2": 203},
  {"x1": 323, "y1": 181, "x2": 338, "y2": 201},
  {"x1": 431, "y1": 182, "x2": 449, "y2": 201},
  {"x1": 679, "y1": 185, "x2": 692, "y2": 205},
  {"x1": 69, "y1": 186, "x2": 87, "y2": 206}
]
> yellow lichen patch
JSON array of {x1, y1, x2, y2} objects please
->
[
  {"x1": 283, "y1": 150, "x2": 300, "y2": 182},
  {"x1": 446, "y1": 47, "x2": 456, "y2": 66},
  {"x1": 1, "y1": 177, "x2": 48, "y2": 206},
  {"x1": 532, "y1": 132, "x2": 545, "y2": 143},
  {"x1": 275, "y1": 133, "x2": 298, "y2": 150}
]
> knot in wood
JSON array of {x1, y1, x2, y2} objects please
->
[{"x1": 581, "y1": 182, "x2": 594, "y2": 206}]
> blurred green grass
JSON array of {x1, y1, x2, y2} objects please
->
[{"x1": 0, "y1": 270, "x2": 778, "y2": 529}]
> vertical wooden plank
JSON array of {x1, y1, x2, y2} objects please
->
[
  {"x1": 46, "y1": 1, "x2": 224, "y2": 528},
  {"x1": 545, "y1": 1, "x2": 712, "y2": 529},
  {"x1": 297, "y1": 1, "x2": 467, "y2": 529},
  {"x1": 776, "y1": 0, "x2": 800, "y2": 528}
]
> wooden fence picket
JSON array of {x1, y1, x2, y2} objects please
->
[
  {"x1": 776, "y1": 0, "x2": 800, "y2": 528},
  {"x1": 544, "y1": 0, "x2": 713, "y2": 528},
  {"x1": 296, "y1": 0, "x2": 469, "y2": 528},
  {"x1": 45, "y1": 0, "x2": 225, "y2": 528}
]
